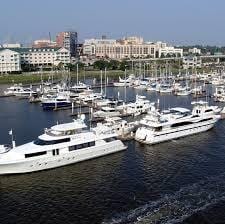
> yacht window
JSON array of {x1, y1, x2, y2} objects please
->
[
  {"x1": 205, "y1": 109, "x2": 213, "y2": 113},
  {"x1": 69, "y1": 141, "x2": 95, "y2": 151},
  {"x1": 34, "y1": 138, "x2": 70, "y2": 145},
  {"x1": 88, "y1": 141, "x2": 95, "y2": 147},
  {"x1": 200, "y1": 118, "x2": 213, "y2": 122},
  {"x1": 154, "y1": 126, "x2": 162, "y2": 131},
  {"x1": 171, "y1": 121, "x2": 193, "y2": 128},
  {"x1": 105, "y1": 137, "x2": 117, "y2": 142},
  {"x1": 25, "y1": 151, "x2": 47, "y2": 158}
]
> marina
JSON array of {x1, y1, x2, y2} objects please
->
[{"x1": 1, "y1": 71, "x2": 225, "y2": 223}]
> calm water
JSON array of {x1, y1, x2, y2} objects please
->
[{"x1": 0, "y1": 85, "x2": 225, "y2": 224}]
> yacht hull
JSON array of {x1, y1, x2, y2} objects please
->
[
  {"x1": 135, "y1": 120, "x2": 218, "y2": 145},
  {"x1": 0, "y1": 141, "x2": 126, "y2": 175},
  {"x1": 42, "y1": 102, "x2": 72, "y2": 110}
]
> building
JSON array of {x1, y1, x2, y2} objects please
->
[
  {"x1": 0, "y1": 47, "x2": 70, "y2": 69},
  {"x1": 0, "y1": 49, "x2": 21, "y2": 73},
  {"x1": 19, "y1": 47, "x2": 70, "y2": 67},
  {"x1": 83, "y1": 36, "x2": 156, "y2": 59},
  {"x1": 56, "y1": 31, "x2": 78, "y2": 57},
  {"x1": 32, "y1": 39, "x2": 57, "y2": 48},
  {"x1": 188, "y1": 47, "x2": 201, "y2": 55},
  {"x1": 183, "y1": 56, "x2": 202, "y2": 69},
  {"x1": 1, "y1": 43, "x2": 22, "y2": 48},
  {"x1": 156, "y1": 41, "x2": 183, "y2": 58}
]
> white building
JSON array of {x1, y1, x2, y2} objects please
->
[
  {"x1": 0, "y1": 49, "x2": 21, "y2": 73},
  {"x1": 156, "y1": 41, "x2": 183, "y2": 58},
  {"x1": 188, "y1": 47, "x2": 201, "y2": 55},
  {"x1": 2, "y1": 43, "x2": 22, "y2": 48},
  {"x1": 83, "y1": 37, "x2": 156, "y2": 59},
  {"x1": 83, "y1": 37, "x2": 183, "y2": 59},
  {"x1": 18, "y1": 47, "x2": 70, "y2": 67},
  {"x1": 183, "y1": 56, "x2": 202, "y2": 69}
]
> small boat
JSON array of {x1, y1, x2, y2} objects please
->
[
  {"x1": 3, "y1": 84, "x2": 23, "y2": 96},
  {"x1": 93, "y1": 106, "x2": 121, "y2": 118}
]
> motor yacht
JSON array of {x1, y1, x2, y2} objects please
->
[
  {"x1": 41, "y1": 92, "x2": 72, "y2": 110},
  {"x1": 3, "y1": 84, "x2": 23, "y2": 96},
  {"x1": 93, "y1": 106, "x2": 121, "y2": 118},
  {"x1": 0, "y1": 115, "x2": 127, "y2": 174},
  {"x1": 117, "y1": 95, "x2": 155, "y2": 116},
  {"x1": 135, "y1": 102, "x2": 220, "y2": 145}
]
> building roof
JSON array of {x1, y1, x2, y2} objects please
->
[{"x1": 0, "y1": 47, "x2": 63, "y2": 54}]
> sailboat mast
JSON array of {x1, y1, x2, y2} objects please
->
[
  {"x1": 104, "y1": 67, "x2": 107, "y2": 97},
  {"x1": 100, "y1": 70, "x2": 103, "y2": 95},
  {"x1": 76, "y1": 63, "x2": 79, "y2": 85}
]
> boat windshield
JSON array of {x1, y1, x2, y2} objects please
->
[{"x1": 34, "y1": 138, "x2": 70, "y2": 145}]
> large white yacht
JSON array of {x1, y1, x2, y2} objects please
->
[
  {"x1": 135, "y1": 102, "x2": 221, "y2": 145},
  {"x1": 0, "y1": 115, "x2": 127, "y2": 175}
]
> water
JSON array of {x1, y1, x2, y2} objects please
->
[{"x1": 0, "y1": 85, "x2": 225, "y2": 224}]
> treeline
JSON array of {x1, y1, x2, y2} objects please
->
[{"x1": 67, "y1": 60, "x2": 130, "y2": 71}]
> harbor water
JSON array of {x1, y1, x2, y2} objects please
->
[{"x1": 0, "y1": 85, "x2": 225, "y2": 224}]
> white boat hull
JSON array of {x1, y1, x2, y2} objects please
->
[
  {"x1": 0, "y1": 141, "x2": 126, "y2": 175},
  {"x1": 135, "y1": 120, "x2": 218, "y2": 145}
]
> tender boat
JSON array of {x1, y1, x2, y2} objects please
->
[{"x1": 0, "y1": 115, "x2": 127, "y2": 175}]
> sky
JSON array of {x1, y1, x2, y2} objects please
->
[{"x1": 0, "y1": 0, "x2": 225, "y2": 46}]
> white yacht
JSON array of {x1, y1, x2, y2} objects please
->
[
  {"x1": 117, "y1": 95, "x2": 155, "y2": 116},
  {"x1": 113, "y1": 75, "x2": 135, "y2": 87},
  {"x1": 3, "y1": 84, "x2": 23, "y2": 96},
  {"x1": 14, "y1": 87, "x2": 37, "y2": 98},
  {"x1": 135, "y1": 102, "x2": 220, "y2": 145},
  {"x1": 0, "y1": 115, "x2": 127, "y2": 175},
  {"x1": 93, "y1": 106, "x2": 121, "y2": 118},
  {"x1": 70, "y1": 82, "x2": 90, "y2": 93},
  {"x1": 100, "y1": 117, "x2": 139, "y2": 137}
]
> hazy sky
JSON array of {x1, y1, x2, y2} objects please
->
[{"x1": 0, "y1": 0, "x2": 225, "y2": 45}]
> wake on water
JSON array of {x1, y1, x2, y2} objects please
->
[{"x1": 102, "y1": 173, "x2": 225, "y2": 224}]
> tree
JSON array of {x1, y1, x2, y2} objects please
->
[{"x1": 93, "y1": 60, "x2": 109, "y2": 70}]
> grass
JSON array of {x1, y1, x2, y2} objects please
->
[
  {"x1": 0, "y1": 70, "x2": 126, "y2": 85},
  {"x1": 0, "y1": 67, "x2": 211, "y2": 85}
]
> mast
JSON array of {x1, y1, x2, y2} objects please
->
[
  {"x1": 124, "y1": 69, "x2": 127, "y2": 103},
  {"x1": 100, "y1": 70, "x2": 103, "y2": 95},
  {"x1": 76, "y1": 63, "x2": 79, "y2": 85},
  {"x1": 104, "y1": 67, "x2": 107, "y2": 98}
]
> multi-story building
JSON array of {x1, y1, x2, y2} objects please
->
[
  {"x1": 0, "y1": 49, "x2": 21, "y2": 73},
  {"x1": 56, "y1": 31, "x2": 78, "y2": 57},
  {"x1": 83, "y1": 36, "x2": 156, "y2": 59},
  {"x1": 32, "y1": 39, "x2": 57, "y2": 48},
  {"x1": 188, "y1": 47, "x2": 201, "y2": 55},
  {"x1": 19, "y1": 47, "x2": 70, "y2": 67},
  {"x1": 183, "y1": 56, "x2": 202, "y2": 69},
  {"x1": 0, "y1": 47, "x2": 70, "y2": 70},
  {"x1": 156, "y1": 41, "x2": 183, "y2": 58}
]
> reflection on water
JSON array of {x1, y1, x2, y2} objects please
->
[{"x1": 0, "y1": 85, "x2": 225, "y2": 224}]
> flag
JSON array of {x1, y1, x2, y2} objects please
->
[{"x1": 9, "y1": 129, "x2": 13, "y2": 135}]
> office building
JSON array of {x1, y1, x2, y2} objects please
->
[{"x1": 56, "y1": 31, "x2": 78, "y2": 57}]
